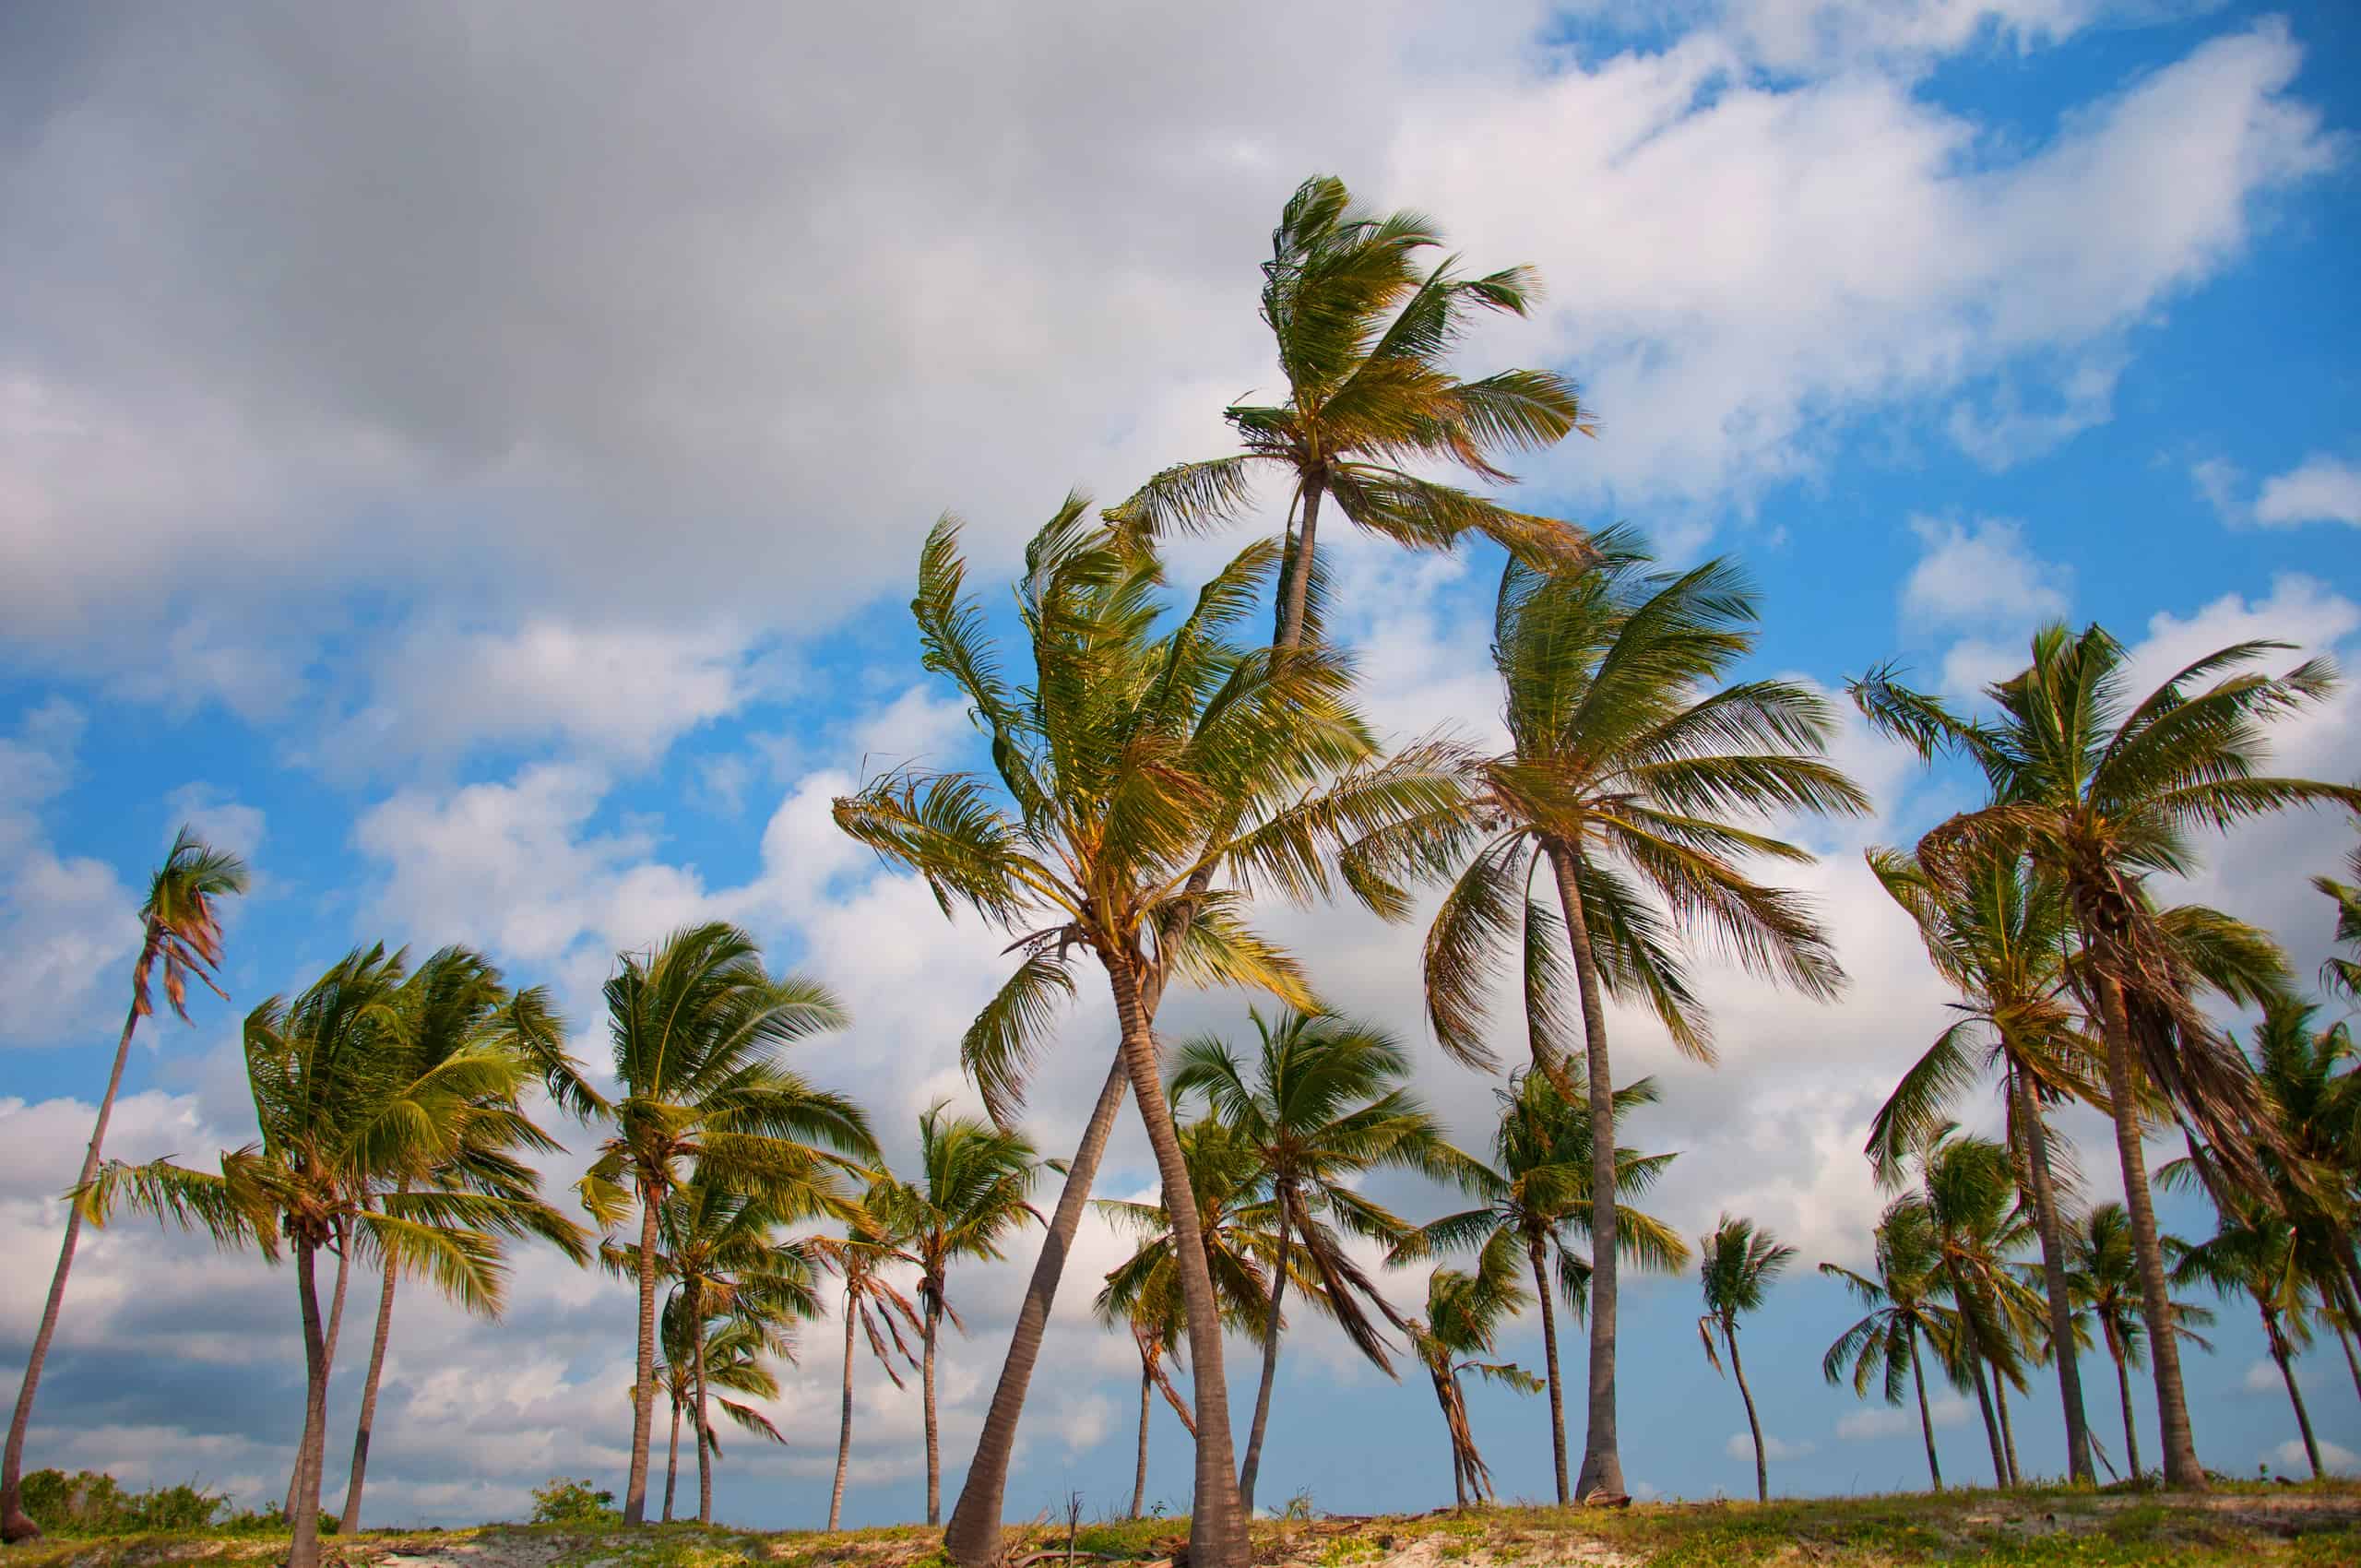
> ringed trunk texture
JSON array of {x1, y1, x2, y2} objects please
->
[
  {"x1": 1528, "y1": 1238, "x2": 1569, "y2": 1505},
  {"x1": 2264, "y1": 1311, "x2": 2322, "y2": 1480},
  {"x1": 2011, "y1": 1071, "x2": 2094, "y2": 1482},
  {"x1": 623, "y1": 1187, "x2": 662, "y2": 1524},
  {"x1": 289, "y1": 1240, "x2": 335, "y2": 1568},
  {"x1": 1236, "y1": 1182, "x2": 1292, "y2": 1514},
  {"x1": 1910, "y1": 1324, "x2": 1943, "y2": 1492},
  {"x1": 1110, "y1": 960, "x2": 1246, "y2": 1568},
  {"x1": 0, "y1": 993, "x2": 146, "y2": 1543},
  {"x1": 943, "y1": 1058, "x2": 1129, "y2": 1567},
  {"x1": 694, "y1": 1288, "x2": 714, "y2": 1526},
  {"x1": 923, "y1": 1298, "x2": 942, "y2": 1526},
  {"x1": 829, "y1": 1289, "x2": 856, "y2": 1531},
  {"x1": 662, "y1": 1401, "x2": 681, "y2": 1523},
  {"x1": 288, "y1": 1237, "x2": 352, "y2": 1520},
  {"x1": 1132, "y1": 1360, "x2": 1152, "y2": 1519},
  {"x1": 1543, "y1": 839, "x2": 1624, "y2": 1501},
  {"x1": 1727, "y1": 1325, "x2": 1768, "y2": 1503},
  {"x1": 1274, "y1": 480, "x2": 1324, "y2": 653},
  {"x1": 2094, "y1": 976, "x2": 2204, "y2": 1488},
  {"x1": 338, "y1": 1243, "x2": 399, "y2": 1533}
]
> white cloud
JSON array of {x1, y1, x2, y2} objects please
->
[
  {"x1": 1946, "y1": 350, "x2": 2123, "y2": 470},
  {"x1": 1725, "y1": 1431, "x2": 1816, "y2": 1461},
  {"x1": 2190, "y1": 456, "x2": 2247, "y2": 522},
  {"x1": 163, "y1": 784, "x2": 267, "y2": 864},
  {"x1": 2241, "y1": 1359, "x2": 2282, "y2": 1396},
  {"x1": 1902, "y1": 517, "x2": 2071, "y2": 627},
  {"x1": 1836, "y1": 1392, "x2": 1972, "y2": 1439},
  {"x1": 2254, "y1": 454, "x2": 2361, "y2": 529},
  {"x1": 0, "y1": 703, "x2": 143, "y2": 1049},
  {"x1": 2266, "y1": 1438, "x2": 2357, "y2": 1478}
]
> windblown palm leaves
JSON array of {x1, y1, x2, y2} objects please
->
[
  {"x1": 1698, "y1": 1216, "x2": 1795, "y2": 1503},
  {"x1": 1912, "y1": 1129, "x2": 2045, "y2": 1487},
  {"x1": 1821, "y1": 1200, "x2": 1962, "y2": 1492},
  {"x1": 655, "y1": 1303, "x2": 791, "y2": 1523},
  {"x1": 1407, "y1": 1253, "x2": 1542, "y2": 1509},
  {"x1": 1852, "y1": 623, "x2": 2355, "y2": 1487},
  {"x1": 1109, "y1": 173, "x2": 1594, "y2": 647},
  {"x1": 835, "y1": 497, "x2": 1466, "y2": 1568},
  {"x1": 2313, "y1": 834, "x2": 2361, "y2": 1004},
  {"x1": 2174, "y1": 1214, "x2": 2327, "y2": 1479},
  {"x1": 1099, "y1": 1279, "x2": 1192, "y2": 1520},
  {"x1": 813, "y1": 1214, "x2": 923, "y2": 1531},
  {"x1": 2061, "y1": 1201, "x2": 2212, "y2": 1483},
  {"x1": 1096, "y1": 1117, "x2": 1291, "y2": 1348}
]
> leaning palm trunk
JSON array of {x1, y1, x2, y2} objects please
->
[
  {"x1": 289, "y1": 1240, "x2": 337, "y2": 1568},
  {"x1": 1545, "y1": 841, "x2": 1624, "y2": 1499},
  {"x1": 288, "y1": 1235, "x2": 352, "y2": 1520},
  {"x1": 623, "y1": 1189, "x2": 663, "y2": 1524},
  {"x1": 1110, "y1": 964, "x2": 1247, "y2": 1568},
  {"x1": 1131, "y1": 1360, "x2": 1153, "y2": 1519},
  {"x1": 944, "y1": 1060, "x2": 1128, "y2": 1564},
  {"x1": 1910, "y1": 1325, "x2": 1943, "y2": 1492},
  {"x1": 1528, "y1": 1239, "x2": 1569, "y2": 1504},
  {"x1": 2010, "y1": 1071, "x2": 2094, "y2": 1482},
  {"x1": 1962, "y1": 1326, "x2": 2008, "y2": 1487},
  {"x1": 662, "y1": 1400, "x2": 681, "y2": 1523},
  {"x1": 0, "y1": 997, "x2": 145, "y2": 1542},
  {"x1": 1992, "y1": 1363, "x2": 2021, "y2": 1486},
  {"x1": 338, "y1": 1239, "x2": 399, "y2": 1533},
  {"x1": 1726, "y1": 1325, "x2": 1768, "y2": 1503},
  {"x1": 2094, "y1": 978, "x2": 2204, "y2": 1486},
  {"x1": 2262, "y1": 1308, "x2": 2321, "y2": 1479},
  {"x1": 829, "y1": 1289, "x2": 856, "y2": 1530},
  {"x1": 1236, "y1": 1184, "x2": 1293, "y2": 1513},
  {"x1": 2105, "y1": 1328, "x2": 2142, "y2": 1481},
  {"x1": 694, "y1": 1287, "x2": 714, "y2": 1526}
]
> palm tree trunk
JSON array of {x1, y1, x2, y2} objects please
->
[
  {"x1": 923, "y1": 1296, "x2": 942, "y2": 1526},
  {"x1": 2094, "y1": 976, "x2": 2204, "y2": 1488},
  {"x1": 2011, "y1": 1070, "x2": 2094, "y2": 1482},
  {"x1": 1964, "y1": 1336, "x2": 2007, "y2": 1487},
  {"x1": 1132, "y1": 1358, "x2": 1153, "y2": 1519},
  {"x1": 693, "y1": 1288, "x2": 714, "y2": 1526},
  {"x1": 1275, "y1": 480, "x2": 1324, "y2": 651},
  {"x1": 1526, "y1": 1237, "x2": 1568, "y2": 1505},
  {"x1": 1110, "y1": 959, "x2": 1246, "y2": 1568},
  {"x1": 2335, "y1": 1317, "x2": 2361, "y2": 1410},
  {"x1": 623, "y1": 1184, "x2": 662, "y2": 1525},
  {"x1": 663, "y1": 1399, "x2": 681, "y2": 1523},
  {"x1": 1433, "y1": 1372, "x2": 1465, "y2": 1510},
  {"x1": 338, "y1": 1241, "x2": 399, "y2": 1533},
  {"x1": 2262, "y1": 1309, "x2": 2322, "y2": 1479},
  {"x1": 1727, "y1": 1325, "x2": 1767, "y2": 1503},
  {"x1": 1992, "y1": 1362, "x2": 2022, "y2": 1486},
  {"x1": 944, "y1": 1058, "x2": 1128, "y2": 1567},
  {"x1": 1237, "y1": 1181, "x2": 1293, "y2": 1514},
  {"x1": 289, "y1": 1233, "x2": 352, "y2": 1520},
  {"x1": 1910, "y1": 1324, "x2": 1942, "y2": 1492},
  {"x1": 2328, "y1": 1269, "x2": 2361, "y2": 1408},
  {"x1": 2107, "y1": 1327, "x2": 2142, "y2": 1482},
  {"x1": 289, "y1": 1238, "x2": 334, "y2": 1568},
  {"x1": 829, "y1": 1289, "x2": 856, "y2": 1530},
  {"x1": 1543, "y1": 839, "x2": 1623, "y2": 1501},
  {"x1": 2, "y1": 990, "x2": 148, "y2": 1543}
]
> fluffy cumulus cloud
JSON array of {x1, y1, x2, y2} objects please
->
[
  {"x1": 2254, "y1": 455, "x2": 2361, "y2": 529},
  {"x1": 0, "y1": 703, "x2": 142, "y2": 1048}
]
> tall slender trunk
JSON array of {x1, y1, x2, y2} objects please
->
[
  {"x1": 1527, "y1": 1237, "x2": 1568, "y2": 1505},
  {"x1": 2334, "y1": 1318, "x2": 2361, "y2": 1410},
  {"x1": 1910, "y1": 1324, "x2": 1942, "y2": 1492},
  {"x1": 2094, "y1": 976, "x2": 2203, "y2": 1488},
  {"x1": 2262, "y1": 1308, "x2": 2321, "y2": 1479},
  {"x1": 693, "y1": 1286, "x2": 714, "y2": 1526},
  {"x1": 1543, "y1": 839, "x2": 1623, "y2": 1500},
  {"x1": 662, "y1": 1399, "x2": 681, "y2": 1522},
  {"x1": 1434, "y1": 1372, "x2": 1465, "y2": 1510},
  {"x1": 2011, "y1": 1070, "x2": 2094, "y2": 1482},
  {"x1": 289, "y1": 1233, "x2": 352, "y2": 1520},
  {"x1": 1237, "y1": 1181, "x2": 1293, "y2": 1513},
  {"x1": 1, "y1": 986, "x2": 148, "y2": 1544},
  {"x1": 1110, "y1": 960, "x2": 1245, "y2": 1568},
  {"x1": 338, "y1": 1233, "x2": 399, "y2": 1533},
  {"x1": 829, "y1": 1288, "x2": 856, "y2": 1530},
  {"x1": 944, "y1": 1059, "x2": 1129, "y2": 1567},
  {"x1": 1992, "y1": 1362, "x2": 2021, "y2": 1486},
  {"x1": 623, "y1": 1184, "x2": 662, "y2": 1525},
  {"x1": 2328, "y1": 1269, "x2": 2361, "y2": 1408},
  {"x1": 1132, "y1": 1358, "x2": 1153, "y2": 1519},
  {"x1": 289, "y1": 1239, "x2": 334, "y2": 1568},
  {"x1": 1727, "y1": 1324, "x2": 1768, "y2": 1503},
  {"x1": 1963, "y1": 1332, "x2": 2007, "y2": 1488},
  {"x1": 1275, "y1": 480, "x2": 1324, "y2": 654},
  {"x1": 2106, "y1": 1326, "x2": 2142, "y2": 1481},
  {"x1": 923, "y1": 1295, "x2": 942, "y2": 1526}
]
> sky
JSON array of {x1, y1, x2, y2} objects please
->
[{"x1": 4, "y1": 0, "x2": 2360, "y2": 1530}]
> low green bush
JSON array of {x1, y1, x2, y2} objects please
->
[{"x1": 529, "y1": 1477, "x2": 621, "y2": 1526}]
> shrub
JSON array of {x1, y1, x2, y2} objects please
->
[
  {"x1": 529, "y1": 1477, "x2": 620, "y2": 1526},
  {"x1": 18, "y1": 1469, "x2": 231, "y2": 1535}
]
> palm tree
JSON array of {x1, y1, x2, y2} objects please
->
[
  {"x1": 602, "y1": 1173, "x2": 823, "y2": 1524},
  {"x1": 2061, "y1": 1202, "x2": 2213, "y2": 1483},
  {"x1": 835, "y1": 502, "x2": 1463, "y2": 1568},
  {"x1": 1098, "y1": 1281, "x2": 1192, "y2": 1520},
  {"x1": 2236, "y1": 1004, "x2": 2361, "y2": 1396},
  {"x1": 1406, "y1": 1254, "x2": 1542, "y2": 1508},
  {"x1": 1096, "y1": 1116, "x2": 1289, "y2": 1350},
  {"x1": 1865, "y1": 846, "x2": 2106, "y2": 1481},
  {"x1": 1914, "y1": 1129, "x2": 2042, "y2": 1488},
  {"x1": 2314, "y1": 833, "x2": 2361, "y2": 1004},
  {"x1": 1821, "y1": 1199, "x2": 1961, "y2": 1492},
  {"x1": 1852, "y1": 624, "x2": 2357, "y2": 1486},
  {"x1": 2174, "y1": 1214, "x2": 2323, "y2": 1478},
  {"x1": 1169, "y1": 1006, "x2": 1463, "y2": 1512},
  {"x1": 1358, "y1": 541, "x2": 1866, "y2": 1497},
  {"x1": 338, "y1": 947, "x2": 590, "y2": 1534},
  {"x1": 811, "y1": 1213, "x2": 922, "y2": 1531},
  {"x1": 573, "y1": 921, "x2": 870, "y2": 1526},
  {"x1": 76, "y1": 944, "x2": 555, "y2": 1568},
  {"x1": 868, "y1": 1103, "x2": 1043, "y2": 1526},
  {"x1": 1697, "y1": 1216, "x2": 1796, "y2": 1503},
  {"x1": 655, "y1": 1302, "x2": 790, "y2": 1523},
  {"x1": 1, "y1": 828, "x2": 247, "y2": 1543},
  {"x1": 1394, "y1": 1072, "x2": 1685, "y2": 1504}
]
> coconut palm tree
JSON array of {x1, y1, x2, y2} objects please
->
[
  {"x1": 655, "y1": 1301, "x2": 790, "y2": 1523},
  {"x1": 338, "y1": 947, "x2": 591, "y2": 1534},
  {"x1": 1096, "y1": 1116, "x2": 1289, "y2": 1349},
  {"x1": 1407, "y1": 1253, "x2": 1542, "y2": 1508},
  {"x1": 1821, "y1": 1199, "x2": 1962, "y2": 1492},
  {"x1": 2315, "y1": 834, "x2": 2361, "y2": 1004},
  {"x1": 1393, "y1": 1072, "x2": 1685, "y2": 1504},
  {"x1": 2060, "y1": 1201, "x2": 2212, "y2": 1483},
  {"x1": 573, "y1": 921, "x2": 870, "y2": 1526},
  {"x1": 1852, "y1": 624, "x2": 2357, "y2": 1486},
  {"x1": 1169, "y1": 1006, "x2": 1464, "y2": 1511},
  {"x1": 1, "y1": 828, "x2": 247, "y2": 1544},
  {"x1": 867, "y1": 1104, "x2": 1043, "y2": 1525},
  {"x1": 2175, "y1": 1214, "x2": 2324, "y2": 1477},
  {"x1": 810, "y1": 1213, "x2": 922, "y2": 1530},
  {"x1": 602, "y1": 1173, "x2": 823, "y2": 1524},
  {"x1": 1099, "y1": 1280, "x2": 1192, "y2": 1521},
  {"x1": 1913, "y1": 1129, "x2": 2043, "y2": 1487},
  {"x1": 1698, "y1": 1216, "x2": 1796, "y2": 1503},
  {"x1": 76, "y1": 944, "x2": 561, "y2": 1568},
  {"x1": 1356, "y1": 541, "x2": 1866, "y2": 1497},
  {"x1": 835, "y1": 501, "x2": 1464, "y2": 1568},
  {"x1": 2235, "y1": 1004, "x2": 2361, "y2": 1395}
]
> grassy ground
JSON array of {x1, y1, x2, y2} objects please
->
[{"x1": 4, "y1": 1483, "x2": 2357, "y2": 1568}]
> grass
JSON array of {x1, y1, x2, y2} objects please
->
[{"x1": 2, "y1": 1482, "x2": 2355, "y2": 1568}]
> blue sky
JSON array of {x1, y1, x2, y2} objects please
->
[{"x1": 3, "y1": 0, "x2": 2358, "y2": 1528}]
